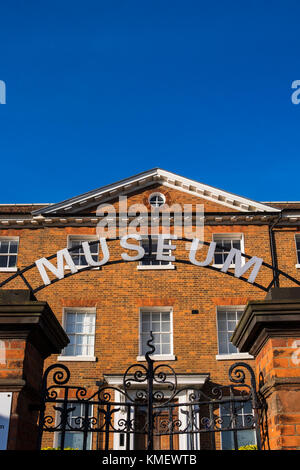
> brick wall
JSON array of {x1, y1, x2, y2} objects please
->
[{"x1": 256, "y1": 337, "x2": 300, "y2": 450}]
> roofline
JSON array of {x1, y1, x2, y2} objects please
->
[
  {"x1": 261, "y1": 201, "x2": 300, "y2": 204},
  {"x1": 31, "y1": 168, "x2": 281, "y2": 216}
]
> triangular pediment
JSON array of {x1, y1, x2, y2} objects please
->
[{"x1": 32, "y1": 168, "x2": 280, "y2": 215}]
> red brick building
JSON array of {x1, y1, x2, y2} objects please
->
[{"x1": 0, "y1": 168, "x2": 300, "y2": 450}]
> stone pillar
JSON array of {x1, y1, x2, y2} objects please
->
[
  {"x1": 231, "y1": 288, "x2": 300, "y2": 450},
  {"x1": 0, "y1": 290, "x2": 69, "y2": 450}
]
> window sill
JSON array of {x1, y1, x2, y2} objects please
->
[
  {"x1": 137, "y1": 265, "x2": 175, "y2": 270},
  {"x1": 216, "y1": 353, "x2": 254, "y2": 361},
  {"x1": 295, "y1": 264, "x2": 300, "y2": 269},
  {"x1": 136, "y1": 354, "x2": 176, "y2": 362},
  {"x1": 57, "y1": 356, "x2": 97, "y2": 362},
  {"x1": 65, "y1": 266, "x2": 101, "y2": 271},
  {"x1": 213, "y1": 264, "x2": 236, "y2": 269},
  {"x1": 0, "y1": 267, "x2": 18, "y2": 272}
]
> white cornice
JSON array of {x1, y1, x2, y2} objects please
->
[{"x1": 2, "y1": 213, "x2": 300, "y2": 228}]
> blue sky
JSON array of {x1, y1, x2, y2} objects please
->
[{"x1": 1, "y1": 1, "x2": 300, "y2": 203}]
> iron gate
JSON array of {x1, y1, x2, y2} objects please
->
[{"x1": 37, "y1": 335, "x2": 262, "y2": 451}]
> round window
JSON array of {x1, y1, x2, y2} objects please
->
[{"x1": 148, "y1": 193, "x2": 166, "y2": 208}]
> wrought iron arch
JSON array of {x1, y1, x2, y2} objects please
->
[{"x1": 1, "y1": 237, "x2": 300, "y2": 295}]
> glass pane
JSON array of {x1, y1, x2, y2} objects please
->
[
  {"x1": 68, "y1": 335, "x2": 75, "y2": 345},
  {"x1": 218, "y1": 332, "x2": 228, "y2": 354},
  {"x1": 218, "y1": 320, "x2": 227, "y2": 331},
  {"x1": 152, "y1": 333, "x2": 160, "y2": 343},
  {"x1": 66, "y1": 313, "x2": 76, "y2": 323},
  {"x1": 214, "y1": 254, "x2": 223, "y2": 264},
  {"x1": 66, "y1": 322, "x2": 76, "y2": 334},
  {"x1": 219, "y1": 341, "x2": 228, "y2": 355},
  {"x1": 65, "y1": 344, "x2": 75, "y2": 356},
  {"x1": 72, "y1": 255, "x2": 80, "y2": 265},
  {"x1": 76, "y1": 335, "x2": 84, "y2": 345},
  {"x1": 90, "y1": 243, "x2": 98, "y2": 254},
  {"x1": 0, "y1": 256, "x2": 7, "y2": 267},
  {"x1": 243, "y1": 401, "x2": 253, "y2": 415},
  {"x1": 152, "y1": 322, "x2": 160, "y2": 332},
  {"x1": 141, "y1": 321, "x2": 150, "y2": 333},
  {"x1": 228, "y1": 320, "x2": 237, "y2": 332},
  {"x1": 152, "y1": 313, "x2": 160, "y2": 322},
  {"x1": 161, "y1": 322, "x2": 170, "y2": 332},
  {"x1": 0, "y1": 242, "x2": 9, "y2": 253},
  {"x1": 76, "y1": 322, "x2": 85, "y2": 333},
  {"x1": 228, "y1": 340, "x2": 237, "y2": 354},
  {"x1": 161, "y1": 334, "x2": 170, "y2": 343},
  {"x1": 232, "y1": 240, "x2": 241, "y2": 250},
  {"x1": 218, "y1": 311, "x2": 226, "y2": 321},
  {"x1": 161, "y1": 343, "x2": 170, "y2": 354},
  {"x1": 221, "y1": 431, "x2": 234, "y2": 450},
  {"x1": 161, "y1": 313, "x2": 170, "y2": 322},
  {"x1": 75, "y1": 345, "x2": 84, "y2": 355},
  {"x1": 141, "y1": 336, "x2": 148, "y2": 355},
  {"x1": 64, "y1": 432, "x2": 83, "y2": 450},
  {"x1": 8, "y1": 255, "x2": 17, "y2": 267},
  {"x1": 9, "y1": 241, "x2": 18, "y2": 253},
  {"x1": 150, "y1": 241, "x2": 158, "y2": 253},
  {"x1": 237, "y1": 429, "x2": 256, "y2": 448},
  {"x1": 227, "y1": 311, "x2": 236, "y2": 321},
  {"x1": 82, "y1": 315, "x2": 95, "y2": 333},
  {"x1": 142, "y1": 312, "x2": 150, "y2": 322}
]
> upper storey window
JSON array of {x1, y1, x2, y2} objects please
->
[
  {"x1": 212, "y1": 234, "x2": 244, "y2": 267},
  {"x1": 68, "y1": 236, "x2": 99, "y2": 267},
  {"x1": 137, "y1": 236, "x2": 175, "y2": 270},
  {"x1": 148, "y1": 192, "x2": 165, "y2": 208},
  {"x1": 0, "y1": 237, "x2": 19, "y2": 271}
]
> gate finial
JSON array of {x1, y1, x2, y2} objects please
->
[{"x1": 145, "y1": 331, "x2": 155, "y2": 364}]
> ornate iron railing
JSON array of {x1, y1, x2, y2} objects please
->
[{"x1": 37, "y1": 335, "x2": 262, "y2": 451}]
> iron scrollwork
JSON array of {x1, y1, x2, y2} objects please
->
[{"x1": 37, "y1": 336, "x2": 262, "y2": 451}]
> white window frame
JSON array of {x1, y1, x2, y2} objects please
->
[
  {"x1": 58, "y1": 307, "x2": 97, "y2": 362},
  {"x1": 66, "y1": 235, "x2": 100, "y2": 269},
  {"x1": 212, "y1": 233, "x2": 245, "y2": 268},
  {"x1": 0, "y1": 236, "x2": 19, "y2": 272},
  {"x1": 137, "y1": 236, "x2": 175, "y2": 270},
  {"x1": 148, "y1": 192, "x2": 166, "y2": 208},
  {"x1": 295, "y1": 234, "x2": 300, "y2": 268},
  {"x1": 215, "y1": 306, "x2": 253, "y2": 361},
  {"x1": 137, "y1": 307, "x2": 175, "y2": 361}
]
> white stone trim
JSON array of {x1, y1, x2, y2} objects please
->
[
  {"x1": 137, "y1": 265, "x2": 175, "y2": 270},
  {"x1": 0, "y1": 267, "x2": 18, "y2": 272},
  {"x1": 136, "y1": 354, "x2": 176, "y2": 361},
  {"x1": 216, "y1": 353, "x2": 254, "y2": 361},
  {"x1": 57, "y1": 355, "x2": 97, "y2": 362}
]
